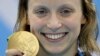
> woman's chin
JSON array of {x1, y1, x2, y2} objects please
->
[{"x1": 44, "y1": 46, "x2": 66, "y2": 55}]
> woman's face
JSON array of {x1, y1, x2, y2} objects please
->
[{"x1": 28, "y1": 0, "x2": 85, "y2": 54}]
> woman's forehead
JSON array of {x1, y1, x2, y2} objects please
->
[{"x1": 28, "y1": 0, "x2": 81, "y2": 6}]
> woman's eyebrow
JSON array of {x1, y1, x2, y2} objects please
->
[
  {"x1": 32, "y1": 4, "x2": 47, "y2": 8},
  {"x1": 32, "y1": 5, "x2": 50, "y2": 12},
  {"x1": 57, "y1": 4, "x2": 75, "y2": 12},
  {"x1": 32, "y1": 5, "x2": 49, "y2": 10},
  {"x1": 58, "y1": 4, "x2": 74, "y2": 9}
]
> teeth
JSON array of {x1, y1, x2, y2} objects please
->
[{"x1": 45, "y1": 34, "x2": 65, "y2": 39}]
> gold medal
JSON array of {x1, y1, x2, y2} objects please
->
[{"x1": 7, "y1": 31, "x2": 39, "y2": 56}]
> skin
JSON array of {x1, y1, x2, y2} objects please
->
[
  {"x1": 6, "y1": 49, "x2": 24, "y2": 56},
  {"x1": 27, "y1": 0, "x2": 85, "y2": 56},
  {"x1": 6, "y1": 0, "x2": 86, "y2": 56}
]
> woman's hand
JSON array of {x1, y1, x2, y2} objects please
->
[{"x1": 6, "y1": 49, "x2": 24, "y2": 56}]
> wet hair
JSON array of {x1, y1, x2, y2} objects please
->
[{"x1": 14, "y1": 0, "x2": 100, "y2": 56}]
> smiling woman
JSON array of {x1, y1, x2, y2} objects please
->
[{"x1": 6, "y1": 0, "x2": 100, "y2": 56}]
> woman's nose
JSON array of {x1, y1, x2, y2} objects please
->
[{"x1": 47, "y1": 14, "x2": 62, "y2": 31}]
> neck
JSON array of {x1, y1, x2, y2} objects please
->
[{"x1": 37, "y1": 42, "x2": 77, "y2": 56}]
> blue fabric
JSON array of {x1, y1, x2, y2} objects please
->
[{"x1": 78, "y1": 51, "x2": 84, "y2": 56}]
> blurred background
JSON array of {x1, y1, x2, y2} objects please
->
[{"x1": 0, "y1": 0, "x2": 100, "y2": 56}]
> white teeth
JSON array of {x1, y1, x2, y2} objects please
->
[{"x1": 45, "y1": 34, "x2": 65, "y2": 39}]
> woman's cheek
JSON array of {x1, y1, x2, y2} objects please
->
[
  {"x1": 63, "y1": 18, "x2": 81, "y2": 33},
  {"x1": 30, "y1": 19, "x2": 46, "y2": 30}
]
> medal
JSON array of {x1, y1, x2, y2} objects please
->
[{"x1": 7, "y1": 31, "x2": 39, "y2": 56}]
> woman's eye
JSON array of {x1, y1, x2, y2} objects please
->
[
  {"x1": 34, "y1": 8, "x2": 48, "y2": 17},
  {"x1": 61, "y1": 9, "x2": 70, "y2": 14},
  {"x1": 59, "y1": 8, "x2": 74, "y2": 17}
]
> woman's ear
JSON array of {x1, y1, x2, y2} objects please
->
[{"x1": 81, "y1": 16, "x2": 86, "y2": 24}]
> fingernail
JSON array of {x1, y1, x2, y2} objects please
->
[
  {"x1": 13, "y1": 55, "x2": 20, "y2": 56},
  {"x1": 21, "y1": 52, "x2": 24, "y2": 55}
]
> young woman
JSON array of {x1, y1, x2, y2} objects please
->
[{"x1": 6, "y1": 0, "x2": 100, "y2": 56}]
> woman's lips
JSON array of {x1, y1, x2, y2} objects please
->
[{"x1": 41, "y1": 32, "x2": 68, "y2": 42}]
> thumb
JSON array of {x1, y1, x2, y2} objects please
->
[{"x1": 6, "y1": 49, "x2": 24, "y2": 56}]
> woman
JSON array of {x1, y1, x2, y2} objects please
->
[{"x1": 6, "y1": 0, "x2": 100, "y2": 56}]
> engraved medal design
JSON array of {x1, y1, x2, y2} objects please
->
[{"x1": 7, "y1": 31, "x2": 39, "y2": 56}]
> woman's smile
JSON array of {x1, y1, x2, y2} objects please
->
[{"x1": 40, "y1": 32, "x2": 69, "y2": 42}]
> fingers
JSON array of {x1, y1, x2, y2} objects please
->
[{"x1": 6, "y1": 49, "x2": 24, "y2": 56}]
